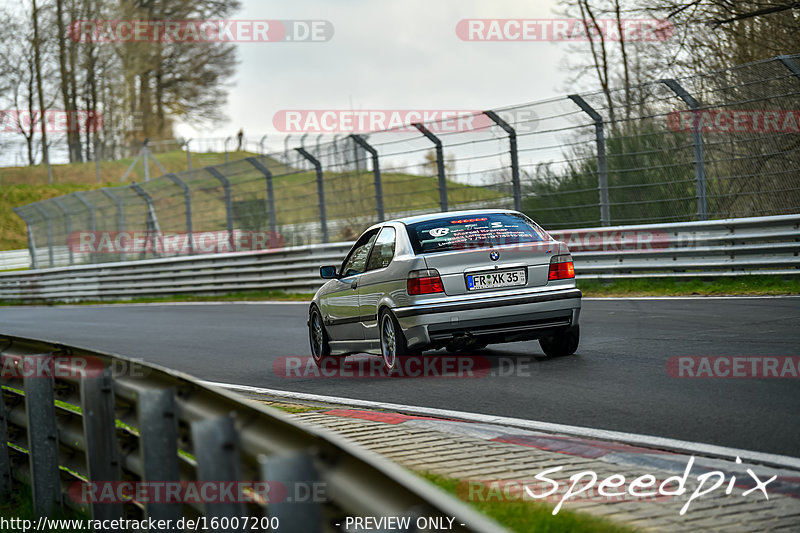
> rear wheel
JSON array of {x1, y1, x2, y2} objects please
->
[
  {"x1": 379, "y1": 310, "x2": 413, "y2": 373},
  {"x1": 539, "y1": 325, "x2": 580, "y2": 358},
  {"x1": 309, "y1": 306, "x2": 342, "y2": 369}
]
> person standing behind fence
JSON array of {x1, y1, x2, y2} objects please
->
[{"x1": 236, "y1": 128, "x2": 244, "y2": 151}]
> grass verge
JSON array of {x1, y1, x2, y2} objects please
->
[
  {"x1": 419, "y1": 472, "x2": 638, "y2": 533},
  {"x1": 1, "y1": 275, "x2": 796, "y2": 306},
  {"x1": 577, "y1": 275, "x2": 800, "y2": 296}
]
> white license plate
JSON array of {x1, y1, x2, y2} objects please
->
[{"x1": 466, "y1": 269, "x2": 526, "y2": 291}]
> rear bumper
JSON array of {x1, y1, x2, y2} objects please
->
[{"x1": 394, "y1": 287, "x2": 581, "y2": 348}]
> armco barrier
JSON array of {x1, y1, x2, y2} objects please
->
[
  {"x1": 0, "y1": 214, "x2": 798, "y2": 302},
  {"x1": 0, "y1": 334, "x2": 503, "y2": 531}
]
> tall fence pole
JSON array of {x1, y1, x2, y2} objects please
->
[
  {"x1": 0, "y1": 372, "x2": 12, "y2": 496},
  {"x1": 284, "y1": 134, "x2": 292, "y2": 172},
  {"x1": 205, "y1": 167, "x2": 235, "y2": 251},
  {"x1": 32, "y1": 204, "x2": 54, "y2": 268},
  {"x1": 661, "y1": 79, "x2": 707, "y2": 221},
  {"x1": 184, "y1": 138, "x2": 192, "y2": 170},
  {"x1": 130, "y1": 183, "x2": 162, "y2": 259},
  {"x1": 74, "y1": 192, "x2": 98, "y2": 264},
  {"x1": 350, "y1": 134, "x2": 385, "y2": 222},
  {"x1": 246, "y1": 157, "x2": 278, "y2": 235},
  {"x1": 51, "y1": 198, "x2": 74, "y2": 266},
  {"x1": 100, "y1": 188, "x2": 127, "y2": 262},
  {"x1": 165, "y1": 173, "x2": 195, "y2": 255},
  {"x1": 567, "y1": 95, "x2": 611, "y2": 226},
  {"x1": 483, "y1": 111, "x2": 522, "y2": 212},
  {"x1": 413, "y1": 123, "x2": 448, "y2": 212},
  {"x1": 296, "y1": 147, "x2": 329, "y2": 243},
  {"x1": 13, "y1": 209, "x2": 39, "y2": 269}
]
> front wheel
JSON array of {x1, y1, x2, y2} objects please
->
[
  {"x1": 379, "y1": 311, "x2": 413, "y2": 373},
  {"x1": 309, "y1": 306, "x2": 342, "y2": 369},
  {"x1": 539, "y1": 325, "x2": 580, "y2": 358}
]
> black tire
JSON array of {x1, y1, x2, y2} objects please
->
[
  {"x1": 309, "y1": 306, "x2": 342, "y2": 369},
  {"x1": 379, "y1": 310, "x2": 413, "y2": 373},
  {"x1": 539, "y1": 325, "x2": 580, "y2": 358}
]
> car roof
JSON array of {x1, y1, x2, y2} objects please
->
[{"x1": 387, "y1": 209, "x2": 519, "y2": 226}]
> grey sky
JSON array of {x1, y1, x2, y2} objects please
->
[{"x1": 176, "y1": 0, "x2": 571, "y2": 148}]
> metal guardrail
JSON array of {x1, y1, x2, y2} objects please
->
[
  {"x1": 0, "y1": 215, "x2": 797, "y2": 302},
  {"x1": 0, "y1": 334, "x2": 503, "y2": 532}
]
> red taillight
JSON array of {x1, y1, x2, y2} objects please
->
[
  {"x1": 548, "y1": 256, "x2": 575, "y2": 281},
  {"x1": 407, "y1": 269, "x2": 444, "y2": 295}
]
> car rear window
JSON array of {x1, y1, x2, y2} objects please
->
[{"x1": 405, "y1": 213, "x2": 548, "y2": 254}]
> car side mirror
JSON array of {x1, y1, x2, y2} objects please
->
[{"x1": 320, "y1": 265, "x2": 339, "y2": 279}]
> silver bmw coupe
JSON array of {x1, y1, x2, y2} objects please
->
[{"x1": 308, "y1": 210, "x2": 581, "y2": 372}]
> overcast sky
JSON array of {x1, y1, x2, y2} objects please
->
[{"x1": 176, "y1": 0, "x2": 573, "y2": 148}]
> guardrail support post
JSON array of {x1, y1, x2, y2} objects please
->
[
  {"x1": 413, "y1": 123, "x2": 448, "y2": 212},
  {"x1": 100, "y1": 188, "x2": 127, "y2": 262},
  {"x1": 260, "y1": 451, "x2": 321, "y2": 533},
  {"x1": 0, "y1": 380, "x2": 12, "y2": 496},
  {"x1": 191, "y1": 416, "x2": 245, "y2": 524},
  {"x1": 246, "y1": 157, "x2": 279, "y2": 235},
  {"x1": 567, "y1": 95, "x2": 611, "y2": 226},
  {"x1": 32, "y1": 204, "x2": 54, "y2": 268},
  {"x1": 24, "y1": 354, "x2": 62, "y2": 517},
  {"x1": 81, "y1": 368, "x2": 123, "y2": 520},
  {"x1": 12, "y1": 209, "x2": 39, "y2": 269},
  {"x1": 51, "y1": 198, "x2": 74, "y2": 266},
  {"x1": 350, "y1": 135, "x2": 385, "y2": 222},
  {"x1": 137, "y1": 388, "x2": 182, "y2": 524},
  {"x1": 164, "y1": 173, "x2": 195, "y2": 255},
  {"x1": 74, "y1": 192, "x2": 99, "y2": 264},
  {"x1": 483, "y1": 111, "x2": 522, "y2": 212},
  {"x1": 205, "y1": 166, "x2": 236, "y2": 252},
  {"x1": 295, "y1": 147, "x2": 329, "y2": 243},
  {"x1": 130, "y1": 183, "x2": 163, "y2": 259},
  {"x1": 660, "y1": 79, "x2": 708, "y2": 221}
]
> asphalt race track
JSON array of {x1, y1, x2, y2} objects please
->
[{"x1": 2, "y1": 297, "x2": 799, "y2": 457}]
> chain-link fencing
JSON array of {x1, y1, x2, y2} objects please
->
[{"x1": 14, "y1": 54, "x2": 800, "y2": 268}]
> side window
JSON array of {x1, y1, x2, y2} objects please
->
[
  {"x1": 366, "y1": 227, "x2": 396, "y2": 271},
  {"x1": 341, "y1": 231, "x2": 378, "y2": 277}
]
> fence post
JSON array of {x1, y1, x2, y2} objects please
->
[
  {"x1": 73, "y1": 192, "x2": 99, "y2": 264},
  {"x1": 12, "y1": 208, "x2": 38, "y2": 269},
  {"x1": 567, "y1": 95, "x2": 611, "y2": 226},
  {"x1": 260, "y1": 451, "x2": 322, "y2": 533},
  {"x1": 205, "y1": 166, "x2": 235, "y2": 251},
  {"x1": 24, "y1": 353, "x2": 62, "y2": 517},
  {"x1": 191, "y1": 416, "x2": 245, "y2": 524},
  {"x1": 778, "y1": 55, "x2": 800, "y2": 80},
  {"x1": 284, "y1": 134, "x2": 292, "y2": 172},
  {"x1": 246, "y1": 157, "x2": 278, "y2": 235},
  {"x1": 185, "y1": 138, "x2": 192, "y2": 170},
  {"x1": 100, "y1": 188, "x2": 127, "y2": 262},
  {"x1": 51, "y1": 198, "x2": 74, "y2": 266},
  {"x1": 296, "y1": 147, "x2": 329, "y2": 243},
  {"x1": 660, "y1": 79, "x2": 707, "y2": 221},
  {"x1": 350, "y1": 134, "x2": 385, "y2": 222},
  {"x1": 136, "y1": 388, "x2": 182, "y2": 524},
  {"x1": 483, "y1": 111, "x2": 522, "y2": 211},
  {"x1": 32, "y1": 204, "x2": 54, "y2": 268},
  {"x1": 413, "y1": 123, "x2": 448, "y2": 212},
  {"x1": 0, "y1": 377, "x2": 11, "y2": 496},
  {"x1": 94, "y1": 140, "x2": 101, "y2": 183},
  {"x1": 130, "y1": 183, "x2": 163, "y2": 259},
  {"x1": 164, "y1": 173, "x2": 195, "y2": 255},
  {"x1": 80, "y1": 368, "x2": 123, "y2": 521}
]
